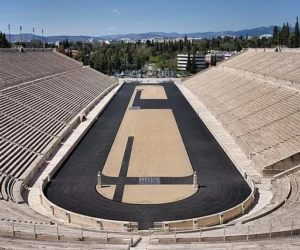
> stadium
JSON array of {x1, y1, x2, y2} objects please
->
[{"x1": 1, "y1": 46, "x2": 300, "y2": 250}]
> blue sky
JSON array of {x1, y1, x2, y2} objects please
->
[{"x1": 0, "y1": 0, "x2": 299, "y2": 36}]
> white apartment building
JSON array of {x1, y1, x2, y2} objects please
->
[
  {"x1": 177, "y1": 53, "x2": 206, "y2": 71},
  {"x1": 205, "y1": 51, "x2": 237, "y2": 64}
]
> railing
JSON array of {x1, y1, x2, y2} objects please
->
[
  {"x1": 0, "y1": 220, "x2": 136, "y2": 246},
  {"x1": 150, "y1": 218, "x2": 300, "y2": 243},
  {"x1": 2, "y1": 219, "x2": 300, "y2": 244}
]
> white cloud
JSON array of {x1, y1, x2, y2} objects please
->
[
  {"x1": 107, "y1": 27, "x2": 117, "y2": 30},
  {"x1": 113, "y1": 9, "x2": 121, "y2": 15}
]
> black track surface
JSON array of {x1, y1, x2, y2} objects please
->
[
  {"x1": 113, "y1": 136, "x2": 134, "y2": 202},
  {"x1": 100, "y1": 174, "x2": 194, "y2": 185},
  {"x1": 45, "y1": 82, "x2": 251, "y2": 230}
]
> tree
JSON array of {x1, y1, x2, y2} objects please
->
[
  {"x1": 65, "y1": 39, "x2": 70, "y2": 49},
  {"x1": 280, "y1": 23, "x2": 285, "y2": 45},
  {"x1": 295, "y1": 17, "x2": 299, "y2": 48},
  {"x1": 210, "y1": 54, "x2": 217, "y2": 66},
  {"x1": 145, "y1": 39, "x2": 151, "y2": 47},
  {"x1": 190, "y1": 54, "x2": 197, "y2": 74},
  {"x1": 0, "y1": 32, "x2": 10, "y2": 48},
  {"x1": 286, "y1": 23, "x2": 290, "y2": 46},
  {"x1": 67, "y1": 50, "x2": 73, "y2": 58},
  {"x1": 186, "y1": 51, "x2": 191, "y2": 71},
  {"x1": 184, "y1": 35, "x2": 188, "y2": 44},
  {"x1": 234, "y1": 39, "x2": 242, "y2": 52},
  {"x1": 280, "y1": 23, "x2": 290, "y2": 46},
  {"x1": 273, "y1": 26, "x2": 279, "y2": 45},
  {"x1": 90, "y1": 26, "x2": 300, "y2": 75},
  {"x1": 57, "y1": 45, "x2": 65, "y2": 54}
]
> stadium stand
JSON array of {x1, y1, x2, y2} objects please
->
[
  {"x1": 0, "y1": 49, "x2": 117, "y2": 206},
  {"x1": 0, "y1": 218, "x2": 138, "y2": 247},
  {"x1": 147, "y1": 236, "x2": 300, "y2": 249},
  {"x1": 0, "y1": 48, "x2": 137, "y2": 248},
  {"x1": 184, "y1": 50, "x2": 300, "y2": 176},
  {"x1": 232, "y1": 176, "x2": 291, "y2": 224},
  {"x1": 0, "y1": 199, "x2": 52, "y2": 224},
  {"x1": 218, "y1": 51, "x2": 300, "y2": 86},
  {"x1": 0, "y1": 48, "x2": 82, "y2": 88},
  {"x1": 0, "y1": 238, "x2": 130, "y2": 250}
]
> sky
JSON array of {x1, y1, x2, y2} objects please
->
[{"x1": 0, "y1": 0, "x2": 299, "y2": 36}]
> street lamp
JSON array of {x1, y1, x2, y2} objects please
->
[
  {"x1": 20, "y1": 26, "x2": 22, "y2": 43},
  {"x1": 33, "y1": 28, "x2": 35, "y2": 48},
  {"x1": 8, "y1": 24, "x2": 10, "y2": 42},
  {"x1": 42, "y1": 29, "x2": 44, "y2": 49}
]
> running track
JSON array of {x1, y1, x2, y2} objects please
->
[{"x1": 45, "y1": 82, "x2": 251, "y2": 230}]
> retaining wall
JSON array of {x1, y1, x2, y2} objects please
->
[{"x1": 161, "y1": 181, "x2": 256, "y2": 231}]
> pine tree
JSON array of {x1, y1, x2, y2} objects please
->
[
  {"x1": 65, "y1": 39, "x2": 70, "y2": 49},
  {"x1": 295, "y1": 17, "x2": 300, "y2": 48},
  {"x1": 179, "y1": 39, "x2": 183, "y2": 53},
  {"x1": 186, "y1": 51, "x2": 191, "y2": 71},
  {"x1": 190, "y1": 54, "x2": 197, "y2": 74},
  {"x1": 0, "y1": 32, "x2": 10, "y2": 48},
  {"x1": 280, "y1": 23, "x2": 290, "y2": 46},
  {"x1": 286, "y1": 23, "x2": 290, "y2": 46},
  {"x1": 146, "y1": 39, "x2": 151, "y2": 47},
  {"x1": 280, "y1": 23, "x2": 285, "y2": 45},
  {"x1": 273, "y1": 26, "x2": 279, "y2": 45},
  {"x1": 210, "y1": 54, "x2": 217, "y2": 66},
  {"x1": 184, "y1": 35, "x2": 188, "y2": 45}
]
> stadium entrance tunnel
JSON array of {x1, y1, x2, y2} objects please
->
[{"x1": 45, "y1": 81, "x2": 251, "y2": 230}]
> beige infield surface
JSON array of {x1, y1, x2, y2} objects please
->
[
  {"x1": 140, "y1": 85, "x2": 168, "y2": 99},
  {"x1": 96, "y1": 185, "x2": 116, "y2": 200},
  {"x1": 122, "y1": 185, "x2": 196, "y2": 204},
  {"x1": 99, "y1": 85, "x2": 196, "y2": 204}
]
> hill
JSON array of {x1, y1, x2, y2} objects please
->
[{"x1": 7, "y1": 26, "x2": 287, "y2": 42}]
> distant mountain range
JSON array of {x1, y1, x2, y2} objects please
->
[{"x1": 6, "y1": 26, "x2": 289, "y2": 42}]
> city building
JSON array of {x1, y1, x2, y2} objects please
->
[
  {"x1": 205, "y1": 51, "x2": 237, "y2": 64},
  {"x1": 177, "y1": 53, "x2": 206, "y2": 71}
]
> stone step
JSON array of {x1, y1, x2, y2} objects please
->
[{"x1": 135, "y1": 236, "x2": 150, "y2": 250}]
